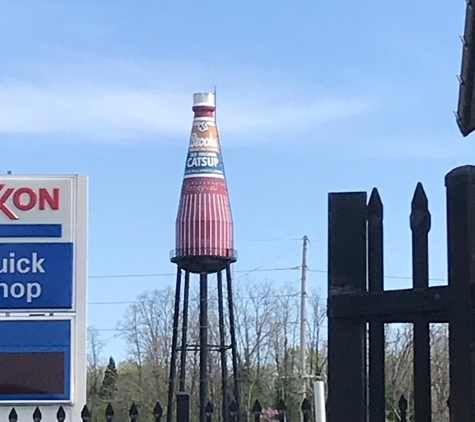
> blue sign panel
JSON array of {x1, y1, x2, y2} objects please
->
[
  {"x1": 0, "y1": 224, "x2": 62, "y2": 238},
  {"x1": 0, "y1": 319, "x2": 71, "y2": 401},
  {"x1": 0, "y1": 243, "x2": 73, "y2": 309},
  {"x1": 184, "y1": 150, "x2": 224, "y2": 177}
]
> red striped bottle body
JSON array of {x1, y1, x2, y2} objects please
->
[{"x1": 174, "y1": 93, "x2": 234, "y2": 268}]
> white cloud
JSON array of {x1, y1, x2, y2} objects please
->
[
  {"x1": 354, "y1": 136, "x2": 473, "y2": 160},
  {"x1": 220, "y1": 97, "x2": 370, "y2": 133},
  {"x1": 0, "y1": 83, "x2": 190, "y2": 137},
  {"x1": 0, "y1": 60, "x2": 374, "y2": 143}
]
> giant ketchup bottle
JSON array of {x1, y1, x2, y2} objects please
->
[{"x1": 172, "y1": 93, "x2": 235, "y2": 273}]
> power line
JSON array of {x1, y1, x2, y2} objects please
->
[
  {"x1": 88, "y1": 273, "x2": 174, "y2": 279},
  {"x1": 88, "y1": 291, "x2": 304, "y2": 306},
  {"x1": 249, "y1": 238, "x2": 302, "y2": 242},
  {"x1": 88, "y1": 266, "x2": 301, "y2": 280},
  {"x1": 94, "y1": 328, "x2": 120, "y2": 332},
  {"x1": 87, "y1": 269, "x2": 448, "y2": 303},
  {"x1": 88, "y1": 242, "x2": 305, "y2": 280},
  {"x1": 88, "y1": 236, "x2": 449, "y2": 337},
  {"x1": 235, "y1": 244, "x2": 303, "y2": 280},
  {"x1": 307, "y1": 268, "x2": 447, "y2": 283}
]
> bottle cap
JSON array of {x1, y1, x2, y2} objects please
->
[{"x1": 193, "y1": 92, "x2": 215, "y2": 108}]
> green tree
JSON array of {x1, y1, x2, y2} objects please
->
[{"x1": 100, "y1": 357, "x2": 118, "y2": 400}]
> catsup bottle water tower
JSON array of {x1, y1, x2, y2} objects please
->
[{"x1": 168, "y1": 93, "x2": 240, "y2": 422}]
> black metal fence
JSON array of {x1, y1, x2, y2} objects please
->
[
  {"x1": 327, "y1": 165, "x2": 475, "y2": 422},
  {"x1": 4, "y1": 402, "x2": 163, "y2": 422},
  {"x1": 0, "y1": 395, "x2": 417, "y2": 422}
]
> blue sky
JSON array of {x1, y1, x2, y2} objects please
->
[{"x1": 0, "y1": 0, "x2": 473, "y2": 360}]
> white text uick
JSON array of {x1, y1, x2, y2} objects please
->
[{"x1": 0, "y1": 252, "x2": 46, "y2": 274}]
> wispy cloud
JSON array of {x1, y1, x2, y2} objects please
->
[
  {"x1": 0, "y1": 60, "x2": 374, "y2": 143},
  {"x1": 0, "y1": 82, "x2": 190, "y2": 137},
  {"x1": 220, "y1": 97, "x2": 371, "y2": 133},
  {"x1": 353, "y1": 135, "x2": 473, "y2": 160}
]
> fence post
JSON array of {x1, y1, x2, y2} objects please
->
[
  {"x1": 229, "y1": 401, "x2": 237, "y2": 422},
  {"x1": 446, "y1": 165, "x2": 475, "y2": 422},
  {"x1": 177, "y1": 392, "x2": 190, "y2": 422},
  {"x1": 81, "y1": 405, "x2": 91, "y2": 422},
  {"x1": 252, "y1": 400, "x2": 262, "y2": 422},
  {"x1": 327, "y1": 192, "x2": 367, "y2": 422},
  {"x1": 301, "y1": 398, "x2": 311, "y2": 422},
  {"x1": 56, "y1": 406, "x2": 66, "y2": 422},
  {"x1": 277, "y1": 399, "x2": 286, "y2": 422},
  {"x1": 205, "y1": 401, "x2": 213, "y2": 422},
  {"x1": 154, "y1": 401, "x2": 163, "y2": 422},
  {"x1": 8, "y1": 408, "x2": 17, "y2": 422},
  {"x1": 313, "y1": 380, "x2": 326, "y2": 422},
  {"x1": 167, "y1": 267, "x2": 182, "y2": 422},
  {"x1": 368, "y1": 188, "x2": 385, "y2": 422},
  {"x1": 398, "y1": 395, "x2": 407, "y2": 422},
  {"x1": 411, "y1": 183, "x2": 432, "y2": 422},
  {"x1": 106, "y1": 403, "x2": 114, "y2": 422},
  {"x1": 447, "y1": 396, "x2": 452, "y2": 422},
  {"x1": 129, "y1": 403, "x2": 139, "y2": 422},
  {"x1": 33, "y1": 407, "x2": 42, "y2": 422}
]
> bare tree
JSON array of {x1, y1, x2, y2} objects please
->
[
  {"x1": 307, "y1": 289, "x2": 326, "y2": 376},
  {"x1": 385, "y1": 324, "x2": 414, "y2": 420},
  {"x1": 430, "y1": 324, "x2": 449, "y2": 422},
  {"x1": 87, "y1": 278, "x2": 324, "y2": 420},
  {"x1": 234, "y1": 279, "x2": 281, "y2": 418},
  {"x1": 116, "y1": 287, "x2": 176, "y2": 414},
  {"x1": 87, "y1": 326, "x2": 106, "y2": 398}
]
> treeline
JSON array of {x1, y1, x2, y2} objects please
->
[{"x1": 87, "y1": 280, "x2": 449, "y2": 422}]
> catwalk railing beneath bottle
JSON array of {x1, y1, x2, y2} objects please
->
[{"x1": 170, "y1": 248, "x2": 237, "y2": 260}]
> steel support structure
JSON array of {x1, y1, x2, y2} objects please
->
[{"x1": 167, "y1": 264, "x2": 240, "y2": 422}]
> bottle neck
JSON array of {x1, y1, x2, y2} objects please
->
[{"x1": 193, "y1": 106, "x2": 215, "y2": 118}]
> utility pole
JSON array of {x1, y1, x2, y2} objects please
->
[{"x1": 300, "y1": 235, "x2": 309, "y2": 401}]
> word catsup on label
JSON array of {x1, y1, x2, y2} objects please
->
[
  {"x1": 187, "y1": 157, "x2": 220, "y2": 168},
  {"x1": 0, "y1": 185, "x2": 60, "y2": 220}
]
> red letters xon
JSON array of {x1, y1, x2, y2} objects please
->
[{"x1": 0, "y1": 185, "x2": 59, "y2": 220}]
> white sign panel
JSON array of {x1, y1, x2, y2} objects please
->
[
  {"x1": 0, "y1": 175, "x2": 86, "y2": 311},
  {"x1": 0, "y1": 175, "x2": 87, "y2": 420}
]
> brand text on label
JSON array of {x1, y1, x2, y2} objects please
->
[{"x1": 189, "y1": 133, "x2": 218, "y2": 149}]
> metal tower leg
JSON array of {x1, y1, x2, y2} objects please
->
[
  {"x1": 199, "y1": 273, "x2": 209, "y2": 422},
  {"x1": 167, "y1": 267, "x2": 182, "y2": 422},
  {"x1": 226, "y1": 265, "x2": 241, "y2": 422},
  {"x1": 217, "y1": 270, "x2": 229, "y2": 421},
  {"x1": 179, "y1": 271, "x2": 190, "y2": 392}
]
